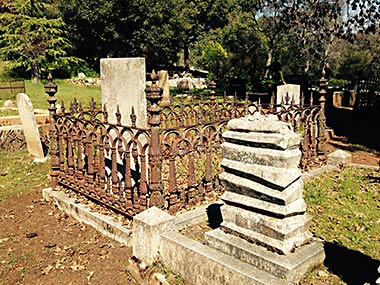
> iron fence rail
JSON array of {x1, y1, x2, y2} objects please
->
[
  {"x1": 0, "y1": 79, "x2": 25, "y2": 99},
  {"x1": 47, "y1": 81, "x2": 326, "y2": 217}
]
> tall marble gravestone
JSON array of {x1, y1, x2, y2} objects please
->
[
  {"x1": 101, "y1": 57, "x2": 147, "y2": 127},
  {"x1": 16, "y1": 93, "x2": 45, "y2": 159},
  {"x1": 277, "y1": 84, "x2": 301, "y2": 107},
  {"x1": 206, "y1": 113, "x2": 324, "y2": 283}
]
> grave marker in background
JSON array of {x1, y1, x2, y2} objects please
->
[
  {"x1": 277, "y1": 84, "x2": 301, "y2": 108},
  {"x1": 16, "y1": 93, "x2": 44, "y2": 159},
  {"x1": 101, "y1": 58, "x2": 147, "y2": 127},
  {"x1": 158, "y1": 70, "x2": 171, "y2": 105}
]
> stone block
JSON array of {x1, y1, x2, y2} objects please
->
[
  {"x1": 223, "y1": 142, "x2": 301, "y2": 168},
  {"x1": 221, "y1": 158, "x2": 301, "y2": 190},
  {"x1": 219, "y1": 172, "x2": 304, "y2": 205},
  {"x1": 223, "y1": 130, "x2": 300, "y2": 150},
  {"x1": 220, "y1": 221, "x2": 312, "y2": 255},
  {"x1": 221, "y1": 191, "x2": 306, "y2": 218},
  {"x1": 206, "y1": 229, "x2": 324, "y2": 283},
  {"x1": 327, "y1": 149, "x2": 352, "y2": 166},
  {"x1": 133, "y1": 207, "x2": 174, "y2": 265},
  {"x1": 333, "y1": 91, "x2": 344, "y2": 107},
  {"x1": 227, "y1": 113, "x2": 295, "y2": 135},
  {"x1": 221, "y1": 204, "x2": 312, "y2": 241}
]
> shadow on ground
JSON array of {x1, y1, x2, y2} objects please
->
[
  {"x1": 324, "y1": 241, "x2": 380, "y2": 285},
  {"x1": 325, "y1": 103, "x2": 380, "y2": 151},
  {"x1": 206, "y1": 203, "x2": 223, "y2": 229}
]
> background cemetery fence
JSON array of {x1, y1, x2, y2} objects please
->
[
  {"x1": 354, "y1": 76, "x2": 380, "y2": 114},
  {"x1": 0, "y1": 79, "x2": 25, "y2": 100},
  {"x1": 46, "y1": 79, "x2": 327, "y2": 217}
]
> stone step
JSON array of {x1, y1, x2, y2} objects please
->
[
  {"x1": 223, "y1": 129, "x2": 300, "y2": 150},
  {"x1": 221, "y1": 204, "x2": 312, "y2": 241},
  {"x1": 206, "y1": 228, "x2": 325, "y2": 283},
  {"x1": 220, "y1": 221, "x2": 312, "y2": 255}
]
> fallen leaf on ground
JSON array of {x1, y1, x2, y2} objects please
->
[
  {"x1": 42, "y1": 265, "x2": 54, "y2": 275},
  {"x1": 87, "y1": 271, "x2": 95, "y2": 281}
]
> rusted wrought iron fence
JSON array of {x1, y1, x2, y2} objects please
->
[
  {"x1": 355, "y1": 77, "x2": 380, "y2": 113},
  {"x1": 47, "y1": 78, "x2": 326, "y2": 217},
  {"x1": 0, "y1": 79, "x2": 25, "y2": 99}
]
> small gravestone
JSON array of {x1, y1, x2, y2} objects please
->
[
  {"x1": 101, "y1": 58, "x2": 147, "y2": 127},
  {"x1": 16, "y1": 93, "x2": 45, "y2": 159},
  {"x1": 158, "y1": 70, "x2": 171, "y2": 105},
  {"x1": 206, "y1": 113, "x2": 324, "y2": 283},
  {"x1": 277, "y1": 84, "x2": 301, "y2": 108}
]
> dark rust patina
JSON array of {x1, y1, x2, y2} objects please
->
[{"x1": 46, "y1": 76, "x2": 326, "y2": 217}]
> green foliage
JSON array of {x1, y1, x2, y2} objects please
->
[
  {"x1": 58, "y1": 0, "x2": 181, "y2": 71},
  {"x1": 328, "y1": 78, "x2": 349, "y2": 88},
  {"x1": 0, "y1": 0, "x2": 83, "y2": 82},
  {"x1": 196, "y1": 41, "x2": 228, "y2": 80}
]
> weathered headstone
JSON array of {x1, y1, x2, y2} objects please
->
[
  {"x1": 277, "y1": 84, "x2": 301, "y2": 108},
  {"x1": 101, "y1": 58, "x2": 147, "y2": 127},
  {"x1": 158, "y1": 70, "x2": 171, "y2": 105},
  {"x1": 16, "y1": 93, "x2": 45, "y2": 159},
  {"x1": 333, "y1": 91, "x2": 344, "y2": 107},
  {"x1": 206, "y1": 113, "x2": 324, "y2": 283}
]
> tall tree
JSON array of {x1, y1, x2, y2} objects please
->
[
  {"x1": 0, "y1": 0, "x2": 80, "y2": 82},
  {"x1": 174, "y1": 0, "x2": 233, "y2": 67},
  {"x1": 58, "y1": 0, "x2": 182, "y2": 71}
]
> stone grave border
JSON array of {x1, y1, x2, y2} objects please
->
[{"x1": 42, "y1": 150, "x2": 379, "y2": 285}]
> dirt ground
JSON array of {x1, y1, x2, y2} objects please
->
[
  {"x1": 0, "y1": 189, "x2": 137, "y2": 285},
  {"x1": 325, "y1": 134, "x2": 380, "y2": 166},
  {"x1": 0, "y1": 139, "x2": 379, "y2": 285}
]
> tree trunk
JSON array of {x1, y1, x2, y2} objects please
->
[
  {"x1": 31, "y1": 64, "x2": 41, "y2": 84},
  {"x1": 264, "y1": 49, "x2": 273, "y2": 78},
  {"x1": 183, "y1": 43, "x2": 190, "y2": 68}
]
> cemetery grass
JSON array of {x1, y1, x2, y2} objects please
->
[{"x1": 0, "y1": 79, "x2": 101, "y2": 117}]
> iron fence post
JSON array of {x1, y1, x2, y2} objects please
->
[
  {"x1": 146, "y1": 80, "x2": 164, "y2": 208},
  {"x1": 45, "y1": 73, "x2": 59, "y2": 189},
  {"x1": 317, "y1": 76, "x2": 328, "y2": 155}
]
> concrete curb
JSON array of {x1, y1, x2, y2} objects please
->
[{"x1": 42, "y1": 188, "x2": 133, "y2": 247}]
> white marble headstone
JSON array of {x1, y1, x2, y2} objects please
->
[
  {"x1": 101, "y1": 58, "x2": 147, "y2": 127},
  {"x1": 16, "y1": 93, "x2": 44, "y2": 159},
  {"x1": 276, "y1": 84, "x2": 301, "y2": 107}
]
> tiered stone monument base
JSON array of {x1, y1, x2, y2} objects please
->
[
  {"x1": 206, "y1": 229, "x2": 324, "y2": 283},
  {"x1": 206, "y1": 114, "x2": 325, "y2": 283}
]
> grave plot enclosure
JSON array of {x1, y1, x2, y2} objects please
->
[
  {"x1": 0, "y1": 79, "x2": 25, "y2": 100},
  {"x1": 47, "y1": 78, "x2": 326, "y2": 217}
]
